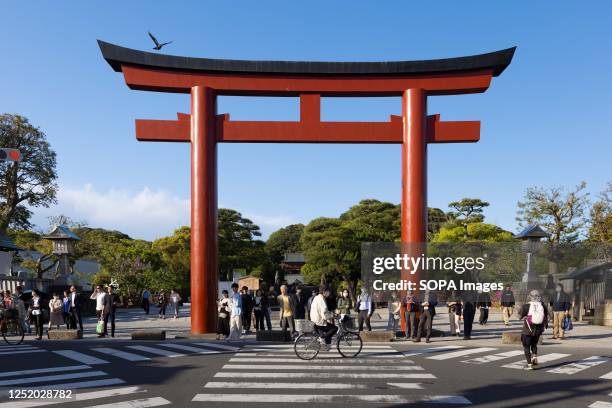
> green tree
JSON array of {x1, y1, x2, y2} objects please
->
[
  {"x1": 589, "y1": 182, "x2": 612, "y2": 244},
  {"x1": 516, "y1": 182, "x2": 589, "y2": 244},
  {"x1": 218, "y1": 208, "x2": 265, "y2": 280},
  {"x1": 447, "y1": 198, "x2": 490, "y2": 238},
  {"x1": 340, "y1": 199, "x2": 400, "y2": 242},
  {"x1": 517, "y1": 182, "x2": 590, "y2": 275},
  {"x1": 0, "y1": 114, "x2": 58, "y2": 233},
  {"x1": 152, "y1": 226, "x2": 191, "y2": 297},
  {"x1": 300, "y1": 217, "x2": 359, "y2": 295},
  {"x1": 432, "y1": 223, "x2": 514, "y2": 243}
]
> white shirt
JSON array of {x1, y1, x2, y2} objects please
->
[
  {"x1": 309, "y1": 294, "x2": 330, "y2": 326},
  {"x1": 71, "y1": 292, "x2": 76, "y2": 307},
  {"x1": 95, "y1": 292, "x2": 105, "y2": 311}
]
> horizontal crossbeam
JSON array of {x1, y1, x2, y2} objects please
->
[{"x1": 134, "y1": 113, "x2": 479, "y2": 144}]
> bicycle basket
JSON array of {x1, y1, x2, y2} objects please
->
[{"x1": 295, "y1": 319, "x2": 315, "y2": 333}]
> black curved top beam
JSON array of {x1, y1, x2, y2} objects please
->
[{"x1": 98, "y1": 40, "x2": 515, "y2": 77}]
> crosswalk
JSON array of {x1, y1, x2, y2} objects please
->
[
  {"x1": 0, "y1": 343, "x2": 45, "y2": 356},
  {"x1": 46, "y1": 341, "x2": 240, "y2": 366},
  {"x1": 192, "y1": 343, "x2": 472, "y2": 404}
]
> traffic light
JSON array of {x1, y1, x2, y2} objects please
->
[{"x1": 0, "y1": 148, "x2": 21, "y2": 162}]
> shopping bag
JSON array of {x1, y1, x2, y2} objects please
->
[
  {"x1": 562, "y1": 315, "x2": 573, "y2": 331},
  {"x1": 96, "y1": 319, "x2": 105, "y2": 334}
]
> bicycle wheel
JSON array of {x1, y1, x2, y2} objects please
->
[
  {"x1": 294, "y1": 333, "x2": 321, "y2": 360},
  {"x1": 336, "y1": 331, "x2": 362, "y2": 358},
  {"x1": 2, "y1": 319, "x2": 24, "y2": 345}
]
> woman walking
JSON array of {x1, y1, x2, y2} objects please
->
[
  {"x1": 253, "y1": 289, "x2": 266, "y2": 331},
  {"x1": 519, "y1": 290, "x2": 549, "y2": 370},
  {"x1": 48, "y1": 293, "x2": 64, "y2": 332},
  {"x1": 30, "y1": 289, "x2": 44, "y2": 340},
  {"x1": 217, "y1": 290, "x2": 231, "y2": 339},
  {"x1": 157, "y1": 291, "x2": 167, "y2": 319},
  {"x1": 448, "y1": 291, "x2": 463, "y2": 337},
  {"x1": 170, "y1": 290, "x2": 181, "y2": 319}
]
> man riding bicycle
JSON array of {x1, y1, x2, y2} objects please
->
[{"x1": 309, "y1": 285, "x2": 338, "y2": 351}]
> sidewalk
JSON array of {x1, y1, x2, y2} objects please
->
[{"x1": 29, "y1": 304, "x2": 612, "y2": 349}]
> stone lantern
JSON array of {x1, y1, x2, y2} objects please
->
[
  {"x1": 43, "y1": 224, "x2": 80, "y2": 281},
  {"x1": 515, "y1": 224, "x2": 549, "y2": 290}
]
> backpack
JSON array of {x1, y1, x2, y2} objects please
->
[{"x1": 527, "y1": 301, "x2": 544, "y2": 325}]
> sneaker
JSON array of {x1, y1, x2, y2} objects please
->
[
  {"x1": 527, "y1": 363, "x2": 534, "y2": 370},
  {"x1": 532, "y1": 356, "x2": 538, "y2": 365}
]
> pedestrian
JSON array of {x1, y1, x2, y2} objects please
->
[
  {"x1": 277, "y1": 285, "x2": 296, "y2": 336},
  {"x1": 240, "y1": 287, "x2": 253, "y2": 334},
  {"x1": 550, "y1": 283, "x2": 571, "y2": 340},
  {"x1": 157, "y1": 290, "x2": 167, "y2": 319},
  {"x1": 306, "y1": 288, "x2": 319, "y2": 319},
  {"x1": 520, "y1": 290, "x2": 548, "y2": 370},
  {"x1": 15, "y1": 286, "x2": 31, "y2": 334},
  {"x1": 500, "y1": 285, "x2": 516, "y2": 325},
  {"x1": 105, "y1": 286, "x2": 119, "y2": 337},
  {"x1": 462, "y1": 291, "x2": 477, "y2": 340},
  {"x1": 13, "y1": 288, "x2": 27, "y2": 334},
  {"x1": 310, "y1": 285, "x2": 338, "y2": 351},
  {"x1": 228, "y1": 283, "x2": 242, "y2": 340},
  {"x1": 294, "y1": 286, "x2": 307, "y2": 319},
  {"x1": 30, "y1": 289, "x2": 44, "y2": 340},
  {"x1": 357, "y1": 288, "x2": 374, "y2": 331},
  {"x1": 90, "y1": 285, "x2": 107, "y2": 337},
  {"x1": 253, "y1": 289, "x2": 267, "y2": 331},
  {"x1": 387, "y1": 292, "x2": 401, "y2": 336},
  {"x1": 62, "y1": 290, "x2": 72, "y2": 329},
  {"x1": 68, "y1": 285, "x2": 84, "y2": 332},
  {"x1": 217, "y1": 290, "x2": 231, "y2": 339},
  {"x1": 170, "y1": 290, "x2": 181, "y2": 319},
  {"x1": 414, "y1": 290, "x2": 437, "y2": 343},
  {"x1": 141, "y1": 289, "x2": 151, "y2": 315},
  {"x1": 263, "y1": 287, "x2": 274, "y2": 330},
  {"x1": 404, "y1": 290, "x2": 418, "y2": 339},
  {"x1": 336, "y1": 289, "x2": 353, "y2": 319},
  {"x1": 477, "y1": 290, "x2": 491, "y2": 325},
  {"x1": 48, "y1": 292, "x2": 64, "y2": 332},
  {"x1": 3, "y1": 290, "x2": 12, "y2": 309},
  {"x1": 447, "y1": 290, "x2": 462, "y2": 337}
]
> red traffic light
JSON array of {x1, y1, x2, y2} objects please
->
[{"x1": 0, "y1": 148, "x2": 21, "y2": 162}]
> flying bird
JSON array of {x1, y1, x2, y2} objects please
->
[{"x1": 148, "y1": 31, "x2": 172, "y2": 50}]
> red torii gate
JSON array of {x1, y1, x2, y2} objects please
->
[{"x1": 98, "y1": 41, "x2": 515, "y2": 334}]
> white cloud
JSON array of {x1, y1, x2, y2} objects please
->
[
  {"x1": 33, "y1": 184, "x2": 190, "y2": 240},
  {"x1": 31, "y1": 184, "x2": 297, "y2": 240}
]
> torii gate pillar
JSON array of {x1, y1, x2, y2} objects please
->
[
  {"x1": 190, "y1": 86, "x2": 218, "y2": 333},
  {"x1": 402, "y1": 88, "x2": 428, "y2": 244}
]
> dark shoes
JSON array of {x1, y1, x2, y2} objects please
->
[{"x1": 413, "y1": 339, "x2": 421, "y2": 343}]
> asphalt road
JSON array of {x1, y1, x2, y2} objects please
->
[{"x1": 1, "y1": 338, "x2": 611, "y2": 408}]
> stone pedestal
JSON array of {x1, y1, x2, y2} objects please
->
[
  {"x1": 131, "y1": 330, "x2": 166, "y2": 340},
  {"x1": 48, "y1": 329, "x2": 82, "y2": 340},
  {"x1": 594, "y1": 300, "x2": 612, "y2": 327}
]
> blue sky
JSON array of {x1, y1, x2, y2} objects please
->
[{"x1": 1, "y1": 1, "x2": 611, "y2": 240}]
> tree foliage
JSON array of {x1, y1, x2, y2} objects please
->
[
  {"x1": 0, "y1": 114, "x2": 58, "y2": 233},
  {"x1": 516, "y1": 182, "x2": 589, "y2": 243}
]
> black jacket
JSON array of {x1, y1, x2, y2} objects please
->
[
  {"x1": 519, "y1": 301, "x2": 549, "y2": 336},
  {"x1": 550, "y1": 292, "x2": 571, "y2": 312},
  {"x1": 417, "y1": 292, "x2": 437, "y2": 315},
  {"x1": 500, "y1": 290, "x2": 515, "y2": 307},
  {"x1": 476, "y1": 292, "x2": 491, "y2": 308}
]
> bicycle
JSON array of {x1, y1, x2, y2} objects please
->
[
  {"x1": 0, "y1": 309, "x2": 24, "y2": 345},
  {"x1": 294, "y1": 315, "x2": 362, "y2": 360}
]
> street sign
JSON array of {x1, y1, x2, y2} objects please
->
[{"x1": 0, "y1": 148, "x2": 21, "y2": 162}]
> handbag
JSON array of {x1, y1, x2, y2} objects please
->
[
  {"x1": 96, "y1": 319, "x2": 105, "y2": 334},
  {"x1": 562, "y1": 315, "x2": 573, "y2": 331}
]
